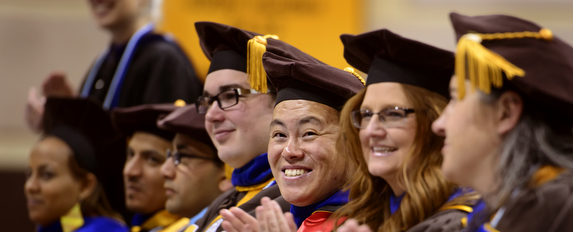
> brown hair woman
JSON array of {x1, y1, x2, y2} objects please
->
[{"x1": 333, "y1": 29, "x2": 478, "y2": 232}]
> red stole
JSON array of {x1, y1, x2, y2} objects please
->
[{"x1": 297, "y1": 211, "x2": 347, "y2": 232}]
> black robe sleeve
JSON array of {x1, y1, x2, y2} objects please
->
[{"x1": 117, "y1": 35, "x2": 203, "y2": 107}]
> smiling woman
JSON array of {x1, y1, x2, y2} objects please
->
[{"x1": 333, "y1": 29, "x2": 478, "y2": 232}]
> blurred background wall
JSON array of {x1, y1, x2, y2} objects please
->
[{"x1": 1, "y1": 0, "x2": 572, "y2": 228}]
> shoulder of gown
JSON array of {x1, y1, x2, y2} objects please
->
[
  {"x1": 76, "y1": 216, "x2": 128, "y2": 232},
  {"x1": 119, "y1": 33, "x2": 203, "y2": 107},
  {"x1": 495, "y1": 171, "x2": 573, "y2": 232},
  {"x1": 405, "y1": 207, "x2": 469, "y2": 232}
]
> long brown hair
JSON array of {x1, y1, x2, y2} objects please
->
[
  {"x1": 333, "y1": 84, "x2": 476, "y2": 231},
  {"x1": 67, "y1": 154, "x2": 124, "y2": 222}
]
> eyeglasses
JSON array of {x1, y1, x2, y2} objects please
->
[
  {"x1": 351, "y1": 107, "x2": 415, "y2": 129},
  {"x1": 166, "y1": 149, "x2": 216, "y2": 166},
  {"x1": 195, "y1": 88, "x2": 256, "y2": 114}
]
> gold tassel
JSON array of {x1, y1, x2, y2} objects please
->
[
  {"x1": 60, "y1": 203, "x2": 84, "y2": 232},
  {"x1": 224, "y1": 164, "x2": 234, "y2": 180},
  {"x1": 247, "y1": 34, "x2": 279, "y2": 93},
  {"x1": 344, "y1": 67, "x2": 366, "y2": 86},
  {"x1": 455, "y1": 28, "x2": 553, "y2": 99},
  {"x1": 173, "y1": 99, "x2": 186, "y2": 107}
]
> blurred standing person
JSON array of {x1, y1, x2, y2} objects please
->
[
  {"x1": 432, "y1": 13, "x2": 573, "y2": 232},
  {"x1": 26, "y1": 0, "x2": 202, "y2": 132},
  {"x1": 26, "y1": 97, "x2": 128, "y2": 232},
  {"x1": 112, "y1": 102, "x2": 185, "y2": 231}
]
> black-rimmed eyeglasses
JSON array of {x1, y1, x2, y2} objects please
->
[
  {"x1": 351, "y1": 107, "x2": 415, "y2": 129},
  {"x1": 166, "y1": 149, "x2": 216, "y2": 165},
  {"x1": 195, "y1": 88, "x2": 257, "y2": 114}
]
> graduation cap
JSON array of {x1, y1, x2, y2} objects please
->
[
  {"x1": 157, "y1": 104, "x2": 216, "y2": 154},
  {"x1": 42, "y1": 97, "x2": 127, "y2": 218},
  {"x1": 111, "y1": 100, "x2": 186, "y2": 141},
  {"x1": 450, "y1": 12, "x2": 573, "y2": 117},
  {"x1": 262, "y1": 51, "x2": 365, "y2": 111},
  {"x1": 195, "y1": 21, "x2": 322, "y2": 93},
  {"x1": 340, "y1": 29, "x2": 454, "y2": 98}
]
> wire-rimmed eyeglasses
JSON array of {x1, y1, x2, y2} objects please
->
[
  {"x1": 166, "y1": 149, "x2": 216, "y2": 165},
  {"x1": 351, "y1": 107, "x2": 415, "y2": 129}
]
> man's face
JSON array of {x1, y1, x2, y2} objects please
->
[
  {"x1": 268, "y1": 100, "x2": 346, "y2": 207},
  {"x1": 161, "y1": 134, "x2": 225, "y2": 217},
  {"x1": 203, "y1": 69, "x2": 275, "y2": 168},
  {"x1": 87, "y1": 0, "x2": 141, "y2": 30},
  {"x1": 123, "y1": 131, "x2": 171, "y2": 214}
]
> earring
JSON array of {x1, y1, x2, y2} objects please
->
[{"x1": 60, "y1": 202, "x2": 85, "y2": 232}]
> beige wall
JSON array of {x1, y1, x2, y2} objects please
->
[
  {"x1": 366, "y1": 0, "x2": 573, "y2": 51},
  {"x1": 1, "y1": 0, "x2": 573, "y2": 169},
  {"x1": 0, "y1": 0, "x2": 107, "y2": 169}
]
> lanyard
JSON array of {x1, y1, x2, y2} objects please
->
[{"x1": 80, "y1": 23, "x2": 154, "y2": 109}]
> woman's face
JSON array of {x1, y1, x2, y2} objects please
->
[
  {"x1": 358, "y1": 83, "x2": 417, "y2": 182},
  {"x1": 25, "y1": 137, "x2": 84, "y2": 226},
  {"x1": 432, "y1": 77, "x2": 500, "y2": 192},
  {"x1": 87, "y1": 0, "x2": 142, "y2": 30},
  {"x1": 268, "y1": 100, "x2": 346, "y2": 207}
]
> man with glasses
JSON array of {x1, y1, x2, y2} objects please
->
[
  {"x1": 158, "y1": 104, "x2": 232, "y2": 232},
  {"x1": 191, "y1": 21, "x2": 323, "y2": 232},
  {"x1": 112, "y1": 102, "x2": 184, "y2": 232}
]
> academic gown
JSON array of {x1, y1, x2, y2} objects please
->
[
  {"x1": 38, "y1": 216, "x2": 127, "y2": 232},
  {"x1": 292, "y1": 190, "x2": 349, "y2": 232},
  {"x1": 80, "y1": 30, "x2": 203, "y2": 222},
  {"x1": 191, "y1": 153, "x2": 290, "y2": 232},
  {"x1": 81, "y1": 32, "x2": 202, "y2": 108},
  {"x1": 159, "y1": 207, "x2": 208, "y2": 232},
  {"x1": 465, "y1": 167, "x2": 573, "y2": 232},
  {"x1": 403, "y1": 189, "x2": 474, "y2": 232},
  {"x1": 130, "y1": 210, "x2": 181, "y2": 232}
]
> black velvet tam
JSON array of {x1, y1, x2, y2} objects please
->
[
  {"x1": 157, "y1": 104, "x2": 215, "y2": 152},
  {"x1": 263, "y1": 52, "x2": 364, "y2": 111},
  {"x1": 111, "y1": 103, "x2": 181, "y2": 141},
  {"x1": 341, "y1": 29, "x2": 454, "y2": 98}
]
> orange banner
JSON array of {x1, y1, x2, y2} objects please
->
[{"x1": 159, "y1": 0, "x2": 363, "y2": 81}]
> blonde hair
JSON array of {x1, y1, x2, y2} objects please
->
[{"x1": 333, "y1": 84, "x2": 477, "y2": 231}]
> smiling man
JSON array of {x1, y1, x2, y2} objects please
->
[
  {"x1": 156, "y1": 104, "x2": 232, "y2": 232},
  {"x1": 112, "y1": 102, "x2": 184, "y2": 232}
]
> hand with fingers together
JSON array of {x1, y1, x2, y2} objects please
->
[
  {"x1": 25, "y1": 71, "x2": 75, "y2": 132},
  {"x1": 336, "y1": 219, "x2": 373, "y2": 232},
  {"x1": 220, "y1": 197, "x2": 298, "y2": 232},
  {"x1": 256, "y1": 197, "x2": 297, "y2": 232},
  {"x1": 220, "y1": 206, "x2": 259, "y2": 232}
]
